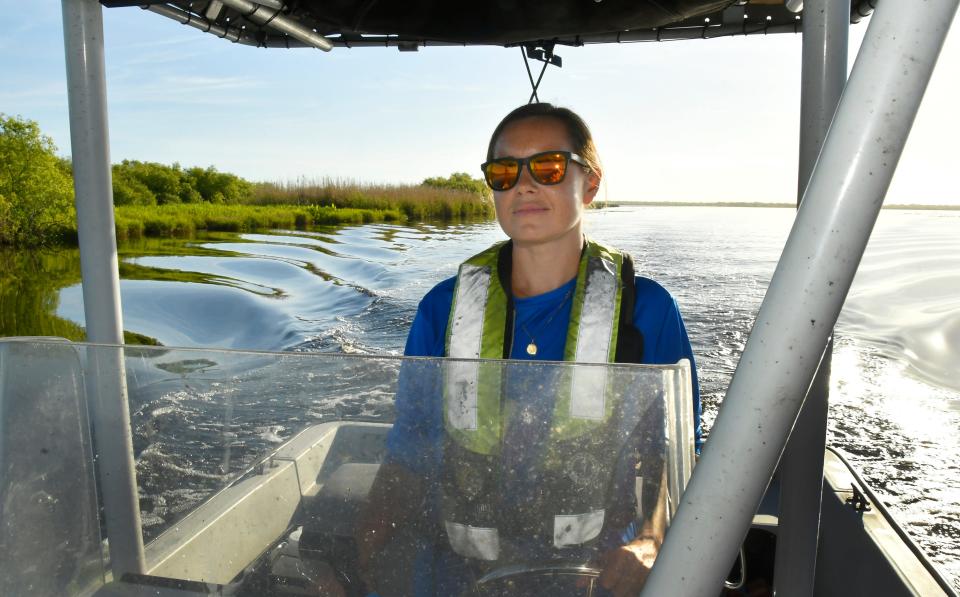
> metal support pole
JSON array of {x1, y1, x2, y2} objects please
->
[
  {"x1": 61, "y1": 0, "x2": 145, "y2": 576},
  {"x1": 774, "y1": 1, "x2": 848, "y2": 594},
  {"x1": 217, "y1": 0, "x2": 333, "y2": 50},
  {"x1": 797, "y1": 2, "x2": 851, "y2": 195},
  {"x1": 146, "y1": 3, "x2": 246, "y2": 44},
  {"x1": 641, "y1": 1, "x2": 959, "y2": 595}
]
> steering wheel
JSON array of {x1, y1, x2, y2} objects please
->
[
  {"x1": 459, "y1": 547, "x2": 746, "y2": 596},
  {"x1": 463, "y1": 561, "x2": 603, "y2": 597}
]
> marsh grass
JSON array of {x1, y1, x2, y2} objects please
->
[
  {"x1": 113, "y1": 203, "x2": 414, "y2": 241},
  {"x1": 251, "y1": 177, "x2": 493, "y2": 221},
  {"x1": 107, "y1": 177, "x2": 494, "y2": 241},
  {"x1": 111, "y1": 179, "x2": 493, "y2": 240}
]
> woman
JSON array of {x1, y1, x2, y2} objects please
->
[{"x1": 356, "y1": 103, "x2": 700, "y2": 597}]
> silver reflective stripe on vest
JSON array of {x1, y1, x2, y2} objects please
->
[
  {"x1": 554, "y1": 510, "x2": 606, "y2": 547},
  {"x1": 570, "y1": 256, "x2": 618, "y2": 419},
  {"x1": 446, "y1": 263, "x2": 490, "y2": 431},
  {"x1": 445, "y1": 521, "x2": 500, "y2": 561}
]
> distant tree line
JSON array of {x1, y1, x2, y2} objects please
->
[
  {"x1": 112, "y1": 161, "x2": 254, "y2": 206},
  {"x1": 0, "y1": 114, "x2": 493, "y2": 246},
  {"x1": 111, "y1": 163, "x2": 491, "y2": 208}
]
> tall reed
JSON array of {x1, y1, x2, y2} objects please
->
[{"x1": 251, "y1": 176, "x2": 493, "y2": 221}]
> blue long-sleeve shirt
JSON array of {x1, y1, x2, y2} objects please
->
[{"x1": 388, "y1": 274, "x2": 701, "y2": 471}]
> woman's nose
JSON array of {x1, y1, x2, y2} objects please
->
[{"x1": 514, "y1": 163, "x2": 538, "y2": 191}]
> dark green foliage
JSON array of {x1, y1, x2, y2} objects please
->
[
  {"x1": 112, "y1": 165, "x2": 157, "y2": 206},
  {"x1": 110, "y1": 161, "x2": 253, "y2": 206},
  {"x1": 0, "y1": 114, "x2": 76, "y2": 246},
  {"x1": 114, "y1": 160, "x2": 183, "y2": 204},
  {"x1": 422, "y1": 172, "x2": 491, "y2": 200},
  {"x1": 183, "y1": 165, "x2": 253, "y2": 204}
]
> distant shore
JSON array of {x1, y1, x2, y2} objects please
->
[
  {"x1": 599, "y1": 200, "x2": 960, "y2": 210},
  {"x1": 1, "y1": 113, "x2": 496, "y2": 246}
]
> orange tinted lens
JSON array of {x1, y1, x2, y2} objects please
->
[
  {"x1": 485, "y1": 160, "x2": 520, "y2": 190},
  {"x1": 529, "y1": 153, "x2": 567, "y2": 184}
]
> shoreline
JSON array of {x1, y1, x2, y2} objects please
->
[
  {"x1": 1, "y1": 200, "x2": 495, "y2": 248},
  {"x1": 599, "y1": 200, "x2": 960, "y2": 210}
]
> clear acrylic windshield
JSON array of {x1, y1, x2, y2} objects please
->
[{"x1": 0, "y1": 338, "x2": 694, "y2": 596}]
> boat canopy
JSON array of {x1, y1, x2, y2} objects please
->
[
  {"x1": 100, "y1": 0, "x2": 874, "y2": 50},
  {"x1": 50, "y1": 0, "x2": 958, "y2": 593}
]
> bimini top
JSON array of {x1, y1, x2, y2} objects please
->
[{"x1": 102, "y1": 0, "x2": 875, "y2": 51}]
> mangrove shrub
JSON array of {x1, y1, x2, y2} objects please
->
[
  {"x1": 111, "y1": 161, "x2": 253, "y2": 206},
  {"x1": 422, "y1": 172, "x2": 490, "y2": 199},
  {"x1": 0, "y1": 114, "x2": 76, "y2": 246}
]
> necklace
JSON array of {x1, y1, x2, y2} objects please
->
[{"x1": 518, "y1": 287, "x2": 574, "y2": 356}]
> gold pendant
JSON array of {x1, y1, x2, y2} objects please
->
[{"x1": 526, "y1": 342, "x2": 538, "y2": 356}]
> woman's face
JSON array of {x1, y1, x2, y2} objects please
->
[{"x1": 491, "y1": 117, "x2": 599, "y2": 248}]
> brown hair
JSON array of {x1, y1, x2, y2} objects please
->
[{"x1": 486, "y1": 103, "x2": 602, "y2": 178}]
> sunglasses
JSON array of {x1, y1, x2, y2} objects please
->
[{"x1": 480, "y1": 151, "x2": 588, "y2": 191}]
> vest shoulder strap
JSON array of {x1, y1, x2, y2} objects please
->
[
  {"x1": 497, "y1": 241, "x2": 515, "y2": 359},
  {"x1": 615, "y1": 252, "x2": 644, "y2": 363}
]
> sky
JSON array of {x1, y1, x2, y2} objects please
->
[{"x1": 1, "y1": 2, "x2": 958, "y2": 205}]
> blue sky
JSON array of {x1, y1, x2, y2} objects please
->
[{"x1": 2, "y1": 2, "x2": 958, "y2": 204}]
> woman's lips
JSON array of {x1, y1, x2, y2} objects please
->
[{"x1": 513, "y1": 203, "x2": 549, "y2": 215}]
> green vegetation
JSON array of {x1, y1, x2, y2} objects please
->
[
  {"x1": 423, "y1": 172, "x2": 491, "y2": 199},
  {"x1": 1, "y1": 116, "x2": 494, "y2": 246},
  {"x1": 113, "y1": 204, "x2": 406, "y2": 241},
  {"x1": 110, "y1": 171, "x2": 493, "y2": 240},
  {"x1": 251, "y1": 175, "x2": 493, "y2": 221},
  {"x1": 112, "y1": 160, "x2": 253, "y2": 206},
  {"x1": 108, "y1": 164, "x2": 493, "y2": 224},
  {"x1": 0, "y1": 114, "x2": 76, "y2": 246}
]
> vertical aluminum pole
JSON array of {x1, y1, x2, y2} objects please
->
[
  {"x1": 774, "y1": 1, "x2": 848, "y2": 594},
  {"x1": 61, "y1": 0, "x2": 145, "y2": 576},
  {"x1": 641, "y1": 1, "x2": 959, "y2": 595}
]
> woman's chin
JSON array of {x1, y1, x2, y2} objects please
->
[{"x1": 508, "y1": 228, "x2": 581, "y2": 248}]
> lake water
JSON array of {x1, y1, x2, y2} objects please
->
[{"x1": 2, "y1": 205, "x2": 958, "y2": 588}]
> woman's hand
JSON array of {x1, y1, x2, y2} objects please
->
[{"x1": 597, "y1": 535, "x2": 661, "y2": 597}]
